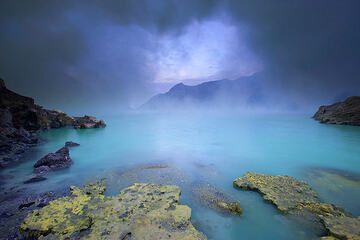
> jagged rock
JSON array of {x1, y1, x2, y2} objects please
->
[
  {"x1": 73, "y1": 115, "x2": 106, "y2": 129},
  {"x1": 234, "y1": 172, "x2": 360, "y2": 240},
  {"x1": 23, "y1": 175, "x2": 47, "y2": 184},
  {"x1": 65, "y1": 141, "x2": 80, "y2": 147},
  {"x1": 34, "y1": 147, "x2": 72, "y2": 173},
  {"x1": 21, "y1": 181, "x2": 207, "y2": 240},
  {"x1": 192, "y1": 182, "x2": 242, "y2": 215},
  {"x1": 313, "y1": 96, "x2": 360, "y2": 126}
]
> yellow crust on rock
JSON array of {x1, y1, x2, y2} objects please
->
[{"x1": 21, "y1": 181, "x2": 206, "y2": 240}]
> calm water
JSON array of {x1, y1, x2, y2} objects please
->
[{"x1": 2, "y1": 112, "x2": 360, "y2": 239}]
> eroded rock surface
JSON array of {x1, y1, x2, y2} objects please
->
[
  {"x1": 34, "y1": 146, "x2": 73, "y2": 173},
  {"x1": 21, "y1": 181, "x2": 207, "y2": 240},
  {"x1": 313, "y1": 96, "x2": 360, "y2": 126},
  {"x1": 234, "y1": 172, "x2": 360, "y2": 240}
]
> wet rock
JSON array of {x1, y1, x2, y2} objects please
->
[
  {"x1": 33, "y1": 146, "x2": 73, "y2": 173},
  {"x1": 33, "y1": 165, "x2": 51, "y2": 174},
  {"x1": 23, "y1": 175, "x2": 47, "y2": 184},
  {"x1": 21, "y1": 181, "x2": 207, "y2": 239},
  {"x1": 234, "y1": 172, "x2": 360, "y2": 239},
  {"x1": 192, "y1": 182, "x2": 242, "y2": 215},
  {"x1": 73, "y1": 115, "x2": 106, "y2": 129},
  {"x1": 234, "y1": 172, "x2": 319, "y2": 212},
  {"x1": 313, "y1": 96, "x2": 360, "y2": 126},
  {"x1": 322, "y1": 215, "x2": 360, "y2": 240},
  {"x1": 65, "y1": 141, "x2": 80, "y2": 147}
]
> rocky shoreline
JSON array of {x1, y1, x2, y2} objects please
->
[
  {"x1": 0, "y1": 79, "x2": 106, "y2": 168},
  {"x1": 313, "y1": 96, "x2": 360, "y2": 126}
]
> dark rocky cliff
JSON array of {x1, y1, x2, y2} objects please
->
[
  {"x1": 313, "y1": 96, "x2": 360, "y2": 126},
  {"x1": 0, "y1": 78, "x2": 105, "y2": 168}
]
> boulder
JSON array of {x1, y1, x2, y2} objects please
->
[
  {"x1": 73, "y1": 115, "x2": 106, "y2": 129},
  {"x1": 21, "y1": 181, "x2": 207, "y2": 240},
  {"x1": 313, "y1": 96, "x2": 360, "y2": 126},
  {"x1": 33, "y1": 147, "x2": 72, "y2": 173}
]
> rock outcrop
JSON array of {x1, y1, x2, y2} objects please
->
[
  {"x1": 73, "y1": 115, "x2": 106, "y2": 129},
  {"x1": 33, "y1": 146, "x2": 73, "y2": 173},
  {"x1": 313, "y1": 96, "x2": 360, "y2": 126},
  {"x1": 21, "y1": 181, "x2": 207, "y2": 240},
  {"x1": 234, "y1": 172, "x2": 360, "y2": 240},
  {"x1": 0, "y1": 78, "x2": 105, "y2": 168}
]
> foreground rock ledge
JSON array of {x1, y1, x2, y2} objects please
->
[
  {"x1": 234, "y1": 172, "x2": 360, "y2": 240},
  {"x1": 313, "y1": 96, "x2": 360, "y2": 126},
  {"x1": 21, "y1": 181, "x2": 207, "y2": 240}
]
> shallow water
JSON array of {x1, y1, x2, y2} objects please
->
[{"x1": 1, "y1": 112, "x2": 360, "y2": 239}]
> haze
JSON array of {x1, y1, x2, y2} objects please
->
[{"x1": 0, "y1": 1, "x2": 359, "y2": 115}]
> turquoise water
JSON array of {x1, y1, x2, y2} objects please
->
[{"x1": 2, "y1": 112, "x2": 360, "y2": 239}]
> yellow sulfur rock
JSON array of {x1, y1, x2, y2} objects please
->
[{"x1": 21, "y1": 181, "x2": 206, "y2": 240}]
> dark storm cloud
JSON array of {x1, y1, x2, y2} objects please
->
[
  {"x1": 0, "y1": 0, "x2": 359, "y2": 113},
  {"x1": 225, "y1": 0, "x2": 360, "y2": 106},
  {"x1": 0, "y1": 0, "x2": 222, "y2": 113}
]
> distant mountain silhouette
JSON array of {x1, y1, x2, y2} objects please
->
[{"x1": 141, "y1": 74, "x2": 267, "y2": 110}]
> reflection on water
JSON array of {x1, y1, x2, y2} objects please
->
[{"x1": 1, "y1": 112, "x2": 360, "y2": 239}]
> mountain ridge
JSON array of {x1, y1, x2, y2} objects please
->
[{"x1": 141, "y1": 75, "x2": 266, "y2": 110}]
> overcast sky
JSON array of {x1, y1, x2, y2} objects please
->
[{"x1": 0, "y1": 1, "x2": 359, "y2": 114}]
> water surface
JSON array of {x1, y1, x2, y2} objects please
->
[{"x1": 2, "y1": 112, "x2": 360, "y2": 239}]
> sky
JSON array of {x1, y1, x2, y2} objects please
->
[{"x1": 0, "y1": 1, "x2": 359, "y2": 114}]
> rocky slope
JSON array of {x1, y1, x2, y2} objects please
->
[
  {"x1": 313, "y1": 96, "x2": 360, "y2": 126},
  {"x1": 234, "y1": 172, "x2": 360, "y2": 240},
  {"x1": 0, "y1": 78, "x2": 106, "y2": 168},
  {"x1": 21, "y1": 181, "x2": 207, "y2": 240}
]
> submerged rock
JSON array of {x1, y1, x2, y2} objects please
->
[
  {"x1": 34, "y1": 146, "x2": 72, "y2": 173},
  {"x1": 65, "y1": 141, "x2": 80, "y2": 147},
  {"x1": 23, "y1": 175, "x2": 47, "y2": 184},
  {"x1": 234, "y1": 172, "x2": 360, "y2": 239},
  {"x1": 73, "y1": 115, "x2": 106, "y2": 129},
  {"x1": 192, "y1": 182, "x2": 242, "y2": 215},
  {"x1": 313, "y1": 96, "x2": 360, "y2": 126},
  {"x1": 21, "y1": 181, "x2": 207, "y2": 240}
]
